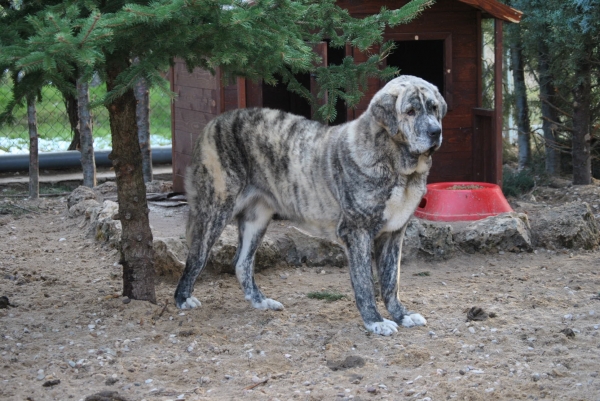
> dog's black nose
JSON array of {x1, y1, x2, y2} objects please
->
[{"x1": 428, "y1": 127, "x2": 441, "y2": 139}]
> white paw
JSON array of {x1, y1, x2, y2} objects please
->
[
  {"x1": 402, "y1": 313, "x2": 427, "y2": 328},
  {"x1": 179, "y1": 297, "x2": 202, "y2": 309},
  {"x1": 365, "y1": 318, "x2": 399, "y2": 336},
  {"x1": 252, "y1": 298, "x2": 284, "y2": 311}
]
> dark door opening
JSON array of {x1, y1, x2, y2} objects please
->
[
  {"x1": 386, "y1": 40, "x2": 445, "y2": 94},
  {"x1": 262, "y1": 73, "x2": 312, "y2": 119}
]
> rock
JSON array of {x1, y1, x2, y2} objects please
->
[
  {"x1": 417, "y1": 220, "x2": 455, "y2": 260},
  {"x1": 67, "y1": 186, "x2": 98, "y2": 209},
  {"x1": 277, "y1": 227, "x2": 346, "y2": 268},
  {"x1": 145, "y1": 180, "x2": 173, "y2": 194},
  {"x1": 153, "y1": 237, "x2": 187, "y2": 278},
  {"x1": 402, "y1": 219, "x2": 455, "y2": 261},
  {"x1": 454, "y1": 212, "x2": 532, "y2": 253},
  {"x1": 88, "y1": 201, "x2": 121, "y2": 247},
  {"x1": 529, "y1": 202, "x2": 599, "y2": 250},
  {"x1": 69, "y1": 199, "x2": 101, "y2": 218},
  {"x1": 93, "y1": 182, "x2": 118, "y2": 197}
]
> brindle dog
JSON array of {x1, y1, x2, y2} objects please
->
[{"x1": 175, "y1": 75, "x2": 447, "y2": 335}]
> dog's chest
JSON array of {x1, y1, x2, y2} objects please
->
[{"x1": 380, "y1": 184, "x2": 426, "y2": 233}]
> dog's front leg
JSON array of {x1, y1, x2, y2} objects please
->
[
  {"x1": 374, "y1": 225, "x2": 427, "y2": 328},
  {"x1": 339, "y1": 226, "x2": 398, "y2": 336}
]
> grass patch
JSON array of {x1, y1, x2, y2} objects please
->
[
  {"x1": 413, "y1": 271, "x2": 431, "y2": 277},
  {"x1": 307, "y1": 291, "x2": 346, "y2": 302},
  {"x1": 41, "y1": 185, "x2": 76, "y2": 195},
  {"x1": 0, "y1": 202, "x2": 40, "y2": 216}
]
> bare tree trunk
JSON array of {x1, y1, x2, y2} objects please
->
[
  {"x1": 27, "y1": 95, "x2": 39, "y2": 200},
  {"x1": 509, "y1": 27, "x2": 531, "y2": 170},
  {"x1": 538, "y1": 37, "x2": 560, "y2": 175},
  {"x1": 134, "y1": 76, "x2": 152, "y2": 183},
  {"x1": 106, "y1": 53, "x2": 156, "y2": 303},
  {"x1": 65, "y1": 92, "x2": 81, "y2": 151},
  {"x1": 571, "y1": 56, "x2": 592, "y2": 185},
  {"x1": 77, "y1": 77, "x2": 96, "y2": 188}
]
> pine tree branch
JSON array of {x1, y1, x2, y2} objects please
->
[
  {"x1": 80, "y1": 14, "x2": 101, "y2": 47},
  {"x1": 540, "y1": 96, "x2": 573, "y2": 118},
  {"x1": 541, "y1": 116, "x2": 574, "y2": 132}
]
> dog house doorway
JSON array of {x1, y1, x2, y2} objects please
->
[
  {"x1": 261, "y1": 73, "x2": 312, "y2": 119},
  {"x1": 384, "y1": 33, "x2": 453, "y2": 109}
]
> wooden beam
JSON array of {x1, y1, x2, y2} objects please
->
[
  {"x1": 458, "y1": 0, "x2": 522, "y2": 23},
  {"x1": 493, "y1": 18, "x2": 503, "y2": 186},
  {"x1": 237, "y1": 77, "x2": 246, "y2": 108}
]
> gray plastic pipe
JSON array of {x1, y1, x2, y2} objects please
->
[{"x1": 0, "y1": 146, "x2": 172, "y2": 173}]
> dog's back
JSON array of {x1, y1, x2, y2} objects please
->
[{"x1": 185, "y1": 108, "x2": 345, "y2": 240}]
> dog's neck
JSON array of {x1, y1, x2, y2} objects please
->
[{"x1": 346, "y1": 115, "x2": 430, "y2": 177}]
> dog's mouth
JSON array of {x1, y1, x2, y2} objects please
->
[{"x1": 425, "y1": 144, "x2": 440, "y2": 156}]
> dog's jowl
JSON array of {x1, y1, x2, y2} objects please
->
[{"x1": 175, "y1": 75, "x2": 447, "y2": 336}]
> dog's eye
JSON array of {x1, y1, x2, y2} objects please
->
[
  {"x1": 407, "y1": 109, "x2": 415, "y2": 116},
  {"x1": 432, "y1": 105, "x2": 438, "y2": 112}
]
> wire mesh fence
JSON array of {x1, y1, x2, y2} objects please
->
[{"x1": 0, "y1": 72, "x2": 172, "y2": 154}]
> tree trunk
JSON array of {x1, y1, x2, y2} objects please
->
[
  {"x1": 27, "y1": 95, "x2": 39, "y2": 200},
  {"x1": 65, "y1": 92, "x2": 81, "y2": 151},
  {"x1": 105, "y1": 53, "x2": 156, "y2": 303},
  {"x1": 538, "y1": 37, "x2": 560, "y2": 175},
  {"x1": 571, "y1": 56, "x2": 592, "y2": 185},
  {"x1": 134, "y1": 76, "x2": 153, "y2": 183},
  {"x1": 77, "y1": 77, "x2": 96, "y2": 188},
  {"x1": 509, "y1": 27, "x2": 531, "y2": 170}
]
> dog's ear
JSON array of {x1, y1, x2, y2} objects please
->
[
  {"x1": 435, "y1": 90, "x2": 448, "y2": 119},
  {"x1": 371, "y1": 94, "x2": 399, "y2": 136}
]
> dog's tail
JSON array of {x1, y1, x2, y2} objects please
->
[{"x1": 184, "y1": 165, "x2": 199, "y2": 247}]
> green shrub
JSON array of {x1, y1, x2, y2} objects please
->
[{"x1": 502, "y1": 166, "x2": 535, "y2": 197}]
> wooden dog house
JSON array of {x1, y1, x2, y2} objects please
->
[{"x1": 169, "y1": 0, "x2": 522, "y2": 192}]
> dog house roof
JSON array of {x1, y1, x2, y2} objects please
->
[{"x1": 457, "y1": 0, "x2": 522, "y2": 22}]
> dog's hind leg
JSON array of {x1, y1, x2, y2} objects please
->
[
  {"x1": 234, "y1": 201, "x2": 283, "y2": 311},
  {"x1": 174, "y1": 203, "x2": 234, "y2": 310},
  {"x1": 374, "y1": 225, "x2": 427, "y2": 328}
]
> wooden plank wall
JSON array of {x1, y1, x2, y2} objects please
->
[
  {"x1": 171, "y1": 60, "x2": 221, "y2": 192},
  {"x1": 339, "y1": 0, "x2": 480, "y2": 183},
  {"x1": 171, "y1": 0, "x2": 487, "y2": 188}
]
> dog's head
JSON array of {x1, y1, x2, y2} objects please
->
[{"x1": 369, "y1": 75, "x2": 447, "y2": 156}]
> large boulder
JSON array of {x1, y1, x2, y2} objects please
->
[
  {"x1": 67, "y1": 186, "x2": 97, "y2": 209},
  {"x1": 530, "y1": 202, "x2": 600, "y2": 250},
  {"x1": 69, "y1": 199, "x2": 101, "y2": 218},
  {"x1": 454, "y1": 212, "x2": 532, "y2": 253},
  {"x1": 402, "y1": 219, "x2": 455, "y2": 261},
  {"x1": 275, "y1": 227, "x2": 346, "y2": 268},
  {"x1": 87, "y1": 200, "x2": 122, "y2": 248},
  {"x1": 154, "y1": 237, "x2": 187, "y2": 278}
]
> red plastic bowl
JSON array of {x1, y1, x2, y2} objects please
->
[{"x1": 414, "y1": 182, "x2": 513, "y2": 222}]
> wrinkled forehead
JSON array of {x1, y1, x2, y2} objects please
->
[
  {"x1": 371, "y1": 76, "x2": 440, "y2": 109},
  {"x1": 383, "y1": 76, "x2": 438, "y2": 99}
]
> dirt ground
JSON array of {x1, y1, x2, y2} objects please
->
[{"x1": 1, "y1": 183, "x2": 600, "y2": 401}]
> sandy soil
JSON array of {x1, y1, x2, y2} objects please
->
[{"x1": 1, "y1": 188, "x2": 600, "y2": 401}]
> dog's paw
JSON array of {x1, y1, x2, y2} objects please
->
[
  {"x1": 401, "y1": 313, "x2": 427, "y2": 328},
  {"x1": 178, "y1": 297, "x2": 202, "y2": 309},
  {"x1": 365, "y1": 319, "x2": 399, "y2": 336},
  {"x1": 252, "y1": 298, "x2": 284, "y2": 311}
]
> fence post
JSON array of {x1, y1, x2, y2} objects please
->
[
  {"x1": 27, "y1": 94, "x2": 39, "y2": 199},
  {"x1": 77, "y1": 77, "x2": 96, "y2": 187}
]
